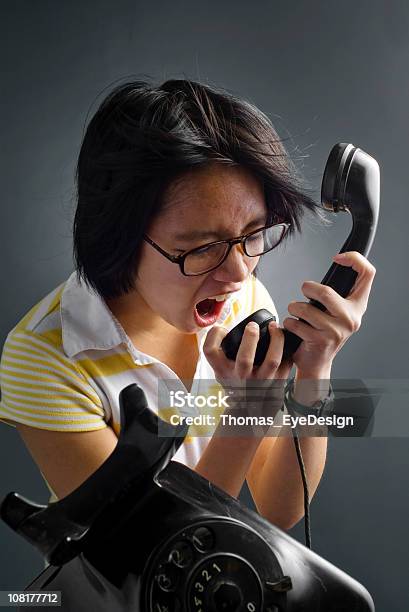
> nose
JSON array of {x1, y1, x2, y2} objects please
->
[{"x1": 212, "y1": 243, "x2": 253, "y2": 283}]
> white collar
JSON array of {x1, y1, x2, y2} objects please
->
[
  {"x1": 61, "y1": 272, "x2": 128, "y2": 358},
  {"x1": 61, "y1": 272, "x2": 232, "y2": 361}
]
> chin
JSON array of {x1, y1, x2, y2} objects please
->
[{"x1": 180, "y1": 322, "x2": 200, "y2": 334}]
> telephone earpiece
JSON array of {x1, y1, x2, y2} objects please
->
[
  {"x1": 220, "y1": 309, "x2": 276, "y2": 365},
  {"x1": 221, "y1": 143, "x2": 380, "y2": 365}
]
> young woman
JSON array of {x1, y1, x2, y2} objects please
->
[{"x1": 0, "y1": 79, "x2": 375, "y2": 530}]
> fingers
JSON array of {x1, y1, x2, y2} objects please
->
[
  {"x1": 297, "y1": 251, "x2": 375, "y2": 325},
  {"x1": 202, "y1": 325, "x2": 232, "y2": 373},
  {"x1": 283, "y1": 316, "x2": 326, "y2": 344},
  {"x1": 301, "y1": 252, "x2": 375, "y2": 312},
  {"x1": 234, "y1": 322, "x2": 260, "y2": 378},
  {"x1": 204, "y1": 321, "x2": 290, "y2": 383},
  {"x1": 299, "y1": 281, "x2": 349, "y2": 318},
  {"x1": 286, "y1": 294, "x2": 363, "y2": 337},
  {"x1": 287, "y1": 299, "x2": 335, "y2": 329},
  {"x1": 254, "y1": 321, "x2": 288, "y2": 380},
  {"x1": 333, "y1": 251, "x2": 376, "y2": 309}
]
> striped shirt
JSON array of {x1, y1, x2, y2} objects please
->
[{"x1": 0, "y1": 271, "x2": 278, "y2": 501}]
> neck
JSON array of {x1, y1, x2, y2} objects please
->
[{"x1": 105, "y1": 290, "x2": 185, "y2": 344}]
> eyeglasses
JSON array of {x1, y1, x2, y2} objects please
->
[{"x1": 143, "y1": 222, "x2": 290, "y2": 276}]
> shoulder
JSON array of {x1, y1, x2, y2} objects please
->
[
  {"x1": 2, "y1": 280, "x2": 74, "y2": 373},
  {"x1": 0, "y1": 281, "x2": 107, "y2": 432},
  {"x1": 8, "y1": 281, "x2": 66, "y2": 347}
]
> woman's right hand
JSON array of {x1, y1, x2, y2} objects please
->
[
  {"x1": 203, "y1": 320, "x2": 293, "y2": 429},
  {"x1": 203, "y1": 320, "x2": 293, "y2": 382}
]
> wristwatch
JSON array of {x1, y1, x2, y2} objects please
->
[{"x1": 284, "y1": 378, "x2": 335, "y2": 418}]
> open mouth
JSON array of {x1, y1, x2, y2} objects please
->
[{"x1": 194, "y1": 294, "x2": 230, "y2": 327}]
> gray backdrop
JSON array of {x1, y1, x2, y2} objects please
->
[{"x1": 1, "y1": 1, "x2": 408, "y2": 610}]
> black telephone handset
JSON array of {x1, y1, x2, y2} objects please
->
[{"x1": 221, "y1": 143, "x2": 380, "y2": 365}]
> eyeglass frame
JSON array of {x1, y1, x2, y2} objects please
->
[{"x1": 143, "y1": 221, "x2": 291, "y2": 276}]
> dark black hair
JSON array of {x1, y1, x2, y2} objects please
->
[{"x1": 73, "y1": 78, "x2": 320, "y2": 299}]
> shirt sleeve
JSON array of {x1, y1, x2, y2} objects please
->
[{"x1": 0, "y1": 329, "x2": 107, "y2": 432}]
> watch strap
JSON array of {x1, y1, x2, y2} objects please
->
[{"x1": 284, "y1": 378, "x2": 334, "y2": 418}]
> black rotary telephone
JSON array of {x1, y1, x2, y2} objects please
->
[
  {"x1": 0, "y1": 384, "x2": 375, "y2": 611},
  {"x1": 221, "y1": 143, "x2": 380, "y2": 365}
]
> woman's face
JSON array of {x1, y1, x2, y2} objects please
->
[{"x1": 135, "y1": 163, "x2": 269, "y2": 334}]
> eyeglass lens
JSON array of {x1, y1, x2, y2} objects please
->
[{"x1": 184, "y1": 225, "x2": 286, "y2": 275}]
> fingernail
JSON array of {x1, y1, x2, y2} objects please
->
[
  {"x1": 247, "y1": 322, "x2": 259, "y2": 330},
  {"x1": 334, "y1": 253, "x2": 347, "y2": 259},
  {"x1": 269, "y1": 320, "x2": 278, "y2": 328}
]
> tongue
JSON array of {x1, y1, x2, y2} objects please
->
[{"x1": 196, "y1": 298, "x2": 215, "y2": 316}]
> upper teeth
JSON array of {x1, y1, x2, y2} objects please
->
[{"x1": 208, "y1": 293, "x2": 230, "y2": 301}]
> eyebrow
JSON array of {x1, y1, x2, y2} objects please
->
[{"x1": 174, "y1": 215, "x2": 268, "y2": 242}]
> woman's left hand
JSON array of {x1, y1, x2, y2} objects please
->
[{"x1": 282, "y1": 251, "x2": 376, "y2": 376}]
